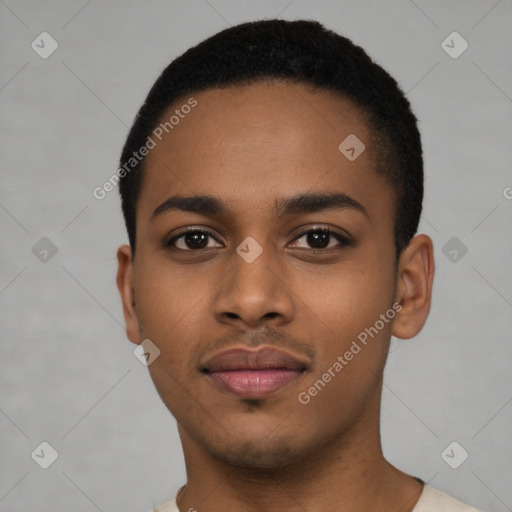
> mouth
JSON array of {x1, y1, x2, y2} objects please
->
[{"x1": 201, "y1": 347, "x2": 308, "y2": 400}]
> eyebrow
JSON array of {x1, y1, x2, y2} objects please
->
[{"x1": 151, "y1": 192, "x2": 368, "y2": 220}]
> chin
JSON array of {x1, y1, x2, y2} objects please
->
[
  {"x1": 204, "y1": 437, "x2": 303, "y2": 469},
  {"x1": 187, "y1": 418, "x2": 331, "y2": 471}
]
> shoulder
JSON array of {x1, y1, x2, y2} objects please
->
[
  {"x1": 150, "y1": 485, "x2": 185, "y2": 512},
  {"x1": 149, "y1": 483, "x2": 484, "y2": 512},
  {"x1": 151, "y1": 501, "x2": 178, "y2": 512},
  {"x1": 413, "y1": 484, "x2": 484, "y2": 512}
]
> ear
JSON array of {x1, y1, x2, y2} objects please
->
[
  {"x1": 392, "y1": 234, "x2": 435, "y2": 339},
  {"x1": 116, "y1": 244, "x2": 141, "y2": 345}
]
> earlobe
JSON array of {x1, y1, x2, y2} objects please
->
[
  {"x1": 392, "y1": 234, "x2": 435, "y2": 340},
  {"x1": 116, "y1": 244, "x2": 141, "y2": 344}
]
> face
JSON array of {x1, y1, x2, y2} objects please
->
[{"x1": 117, "y1": 81, "x2": 432, "y2": 469}]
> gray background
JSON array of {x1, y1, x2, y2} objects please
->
[{"x1": 1, "y1": 0, "x2": 511, "y2": 511}]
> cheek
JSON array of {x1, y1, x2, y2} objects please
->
[
  {"x1": 137, "y1": 269, "x2": 204, "y2": 413},
  {"x1": 293, "y1": 269, "x2": 393, "y2": 428},
  {"x1": 292, "y1": 259, "x2": 396, "y2": 397},
  {"x1": 297, "y1": 262, "x2": 394, "y2": 336},
  {"x1": 135, "y1": 259, "x2": 206, "y2": 336}
]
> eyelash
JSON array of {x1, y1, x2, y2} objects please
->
[{"x1": 166, "y1": 226, "x2": 353, "y2": 252}]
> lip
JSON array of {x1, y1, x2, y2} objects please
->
[{"x1": 202, "y1": 347, "x2": 308, "y2": 399}]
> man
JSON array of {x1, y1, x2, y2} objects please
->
[{"x1": 116, "y1": 19, "x2": 482, "y2": 512}]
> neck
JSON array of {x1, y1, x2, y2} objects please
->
[{"x1": 176, "y1": 387, "x2": 424, "y2": 512}]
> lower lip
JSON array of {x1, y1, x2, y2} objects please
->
[{"x1": 207, "y1": 369, "x2": 303, "y2": 399}]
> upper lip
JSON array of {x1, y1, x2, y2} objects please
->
[{"x1": 201, "y1": 347, "x2": 309, "y2": 372}]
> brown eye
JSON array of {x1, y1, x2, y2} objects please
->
[
  {"x1": 305, "y1": 230, "x2": 331, "y2": 249},
  {"x1": 167, "y1": 230, "x2": 222, "y2": 251},
  {"x1": 290, "y1": 228, "x2": 352, "y2": 250}
]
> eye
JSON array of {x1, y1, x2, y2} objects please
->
[
  {"x1": 166, "y1": 228, "x2": 223, "y2": 251},
  {"x1": 289, "y1": 227, "x2": 352, "y2": 250}
]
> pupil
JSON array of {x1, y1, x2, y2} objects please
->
[
  {"x1": 308, "y1": 231, "x2": 329, "y2": 249},
  {"x1": 186, "y1": 232, "x2": 208, "y2": 249}
]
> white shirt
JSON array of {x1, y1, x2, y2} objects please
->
[{"x1": 151, "y1": 483, "x2": 483, "y2": 511}]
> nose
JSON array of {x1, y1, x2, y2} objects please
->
[{"x1": 213, "y1": 244, "x2": 294, "y2": 329}]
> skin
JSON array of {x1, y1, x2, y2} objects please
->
[{"x1": 117, "y1": 81, "x2": 435, "y2": 512}]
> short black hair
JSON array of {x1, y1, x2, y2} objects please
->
[{"x1": 118, "y1": 19, "x2": 423, "y2": 259}]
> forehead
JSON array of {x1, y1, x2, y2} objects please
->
[{"x1": 139, "y1": 81, "x2": 392, "y2": 222}]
